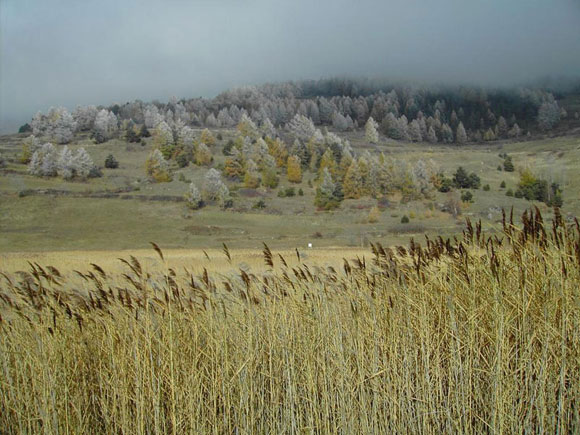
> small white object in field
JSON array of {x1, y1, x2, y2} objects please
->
[{"x1": 308, "y1": 243, "x2": 313, "y2": 248}]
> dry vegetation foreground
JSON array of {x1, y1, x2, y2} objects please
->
[{"x1": 1, "y1": 209, "x2": 579, "y2": 433}]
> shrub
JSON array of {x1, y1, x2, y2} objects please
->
[
  {"x1": 500, "y1": 181, "x2": 506, "y2": 188},
  {"x1": 104, "y1": 154, "x2": 119, "y2": 169},
  {"x1": 514, "y1": 189, "x2": 524, "y2": 198},
  {"x1": 176, "y1": 153, "x2": 189, "y2": 168},
  {"x1": 253, "y1": 199, "x2": 266, "y2": 209},
  {"x1": 483, "y1": 184, "x2": 490, "y2": 191},
  {"x1": 503, "y1": 156, "x2": 514, "y2": 172},
  {"x1": 497, "y1": 165, "x2": 502, "y2": 171},
  {"x1": 506, "y1": 189, "x2": 514, "y2": 197},
  {"x1": 367, "y1": 206, "x2": 380, "y2": 223},
  {"x1": 298, "y1": 188, "x2": 304, "y2": 196},
  {"x1": 401, "y1": 215, "x2": 410, "y2": 223},
  {"x1": 461, "y1": 191, "x2": 473, "y2": 203}
]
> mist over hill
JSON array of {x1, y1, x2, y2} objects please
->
[{"x1": 2, "y1": 0, "x2": 580, "y2": 133}]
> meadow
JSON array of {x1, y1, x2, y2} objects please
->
[
  {"x1": 1, "y1": 129, "x2": 579, "y2": 253},
  {"x1": 0, "y1": 209, "x2": 579, "y2": 433}
]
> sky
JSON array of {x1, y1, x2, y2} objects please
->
[{"x1": 1, "y1": 0, "x2": 580, "y2": 133}]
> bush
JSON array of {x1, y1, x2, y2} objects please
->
[
  {"x1": 18, "y1": 123, "x2": 32, "y2": 134},
  {"x1": 500, "y1": 181, "x2": 506, "y2": 188},
  {"x1": 438, "y1": 177, "x2": 453, "y2": 193},
  {"x1": 88, "y1": 167, "x2": 103, "y2": 178},
  {"x1": 222, "y1": 140, "x2": 235, "y2": 156},
  {"x1": 461, "y1": 191, "x2": 473, "y2": 203},
  {"x1": 453, "y1": 167, "x2": 480, "y2": 189},
  {"x1": 253, "y1": 199, "x2": 266, "y2": 209},
  {"x1": 279, "y1": 187, "x2": 295, "y2": 197},
  {"x1": 298, "y1": 188, "x2": 304, "y2": 196},
  {"x1": 503, "y1": 156, "x2": 514, "y2": 172},
  {"x1": 367, "y1": 206, "x2": 380, "y2": 223},
  {"x1": 176, "y1": 153, "x2": 189, "y2": 168},
  {"x1": 514, "y1": 189, "x2": 524, "y2": 198},
  {"x1": 497, "y1": 165, "x2": 502, "y2": 171},
  {"x1": 506, "y1": 189, "x2": 514, "y2": 197},
  {"x1": 483, "y1": 184, "x2": 490, "y2": 191},
  {"x1": 104, "y1": 154, "x2": 119, "y2": 169},
  {"x1": 401, "y1": 215, "x2": 410, "y2": 224}
]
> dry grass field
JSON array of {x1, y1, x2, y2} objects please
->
[{"x1": 1, "y1": 209, "x2": 579, "y2": 433}]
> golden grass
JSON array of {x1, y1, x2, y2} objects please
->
[{"x1": 0, "y1": 209, "x2": 579, "y2": 433}]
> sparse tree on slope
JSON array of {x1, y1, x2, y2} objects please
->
[
  {"x1": 365, "y1": 117, "x2": 379, "y2": 144},
  {"x1": 456, "y1": 122, "x2": 467, "y2": 144},
  {"x1": 287, "y1": 155, "x2": 302, "y2": 183}
]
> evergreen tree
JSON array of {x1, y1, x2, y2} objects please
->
[
  {"x1": 364, "y1": 117, "x2": 379, "y2": 143},
  {"x1": 185, "y1": 182, "x2": 202, "y2": 209},
  {"x1": 456, "y1": 122, "x2": 467, "y2": 144},
  {"x1": 427, "y1": 126, "x2": 438, "y2": 143},
  {"x1": 105, "y1": 154, "x2": 119, "y2": 169}
]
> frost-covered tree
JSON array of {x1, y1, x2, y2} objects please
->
[
  {"x1": 427, "y1": 126, "x2": 438, "y2": 143},
  {"x1": 364, "y1": 117, "x2": 379, "y2": 143},
  {"x1": 319, "y1": 167, "x2": 335, "y2": 197},
  {"x1": 74, "y1": 148, "x2": 96, "y2": 178},
  {"x1": 237, "y1": 113, "x2": 259, "y2": 138},
  {"x1": 456, "y1": 122, "x2": 467, "y2": 144},
  {"x1": 202, "y1": 168, "x2": 230, "y2": 204},
  {"x1": 409, "y1": 120, "x2": 422, "y2": 142},
  {"x1": 152, "y1": 121, "x2": 174, "y2": 157},
  {"x1": 93, "y1": 109, "x2": 119, "y2": 143},
  {"x1": 73, "y1": 105, "x2": 98, "y2": 131},
  {"x1": 287, "y1": 114, "x2": 316, "y2": 142},
  {"x1": 185, "y1": 182, "x2": 202, "y2": 209},
  {"x1": 144, "y1": 105, "x2": 162, "y2": 129},
  {"x1": 496, "y1": 116, "x2": 508, "y2": 138},
  {"x1": 332, "y1": 112, "x2": 349, "y2": 131},
  {"x1": 440, "y1": 123, "x2": 454, "y2": 143},
  {"x1": 537, "y1": 101, "x2": 561, "y2": 130},
  {"x1": 31, "y1": 107, "x2": 77, "y2": 144},
  {"x1": 508, "y1": 123, "x2": 521, "y2": 138},
  {"x1": 145, "y1": 149, "x2": 172, "y2": 182},
  {"x1": 57, "y1": 146, "x2": 75, "y2": 179},
  {"x1": 194, "y1": 142, "x2": 212, "y2": 166},
  {"x1": 28, "y1": 143, "x2": 58, "y2": 177},
  {"x1": 261, "y1": 117, "x2": 277, "y2": 138}
]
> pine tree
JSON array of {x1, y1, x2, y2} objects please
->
[
  {"x1": 364, "y1": 117, "x2": 379, "y2": 143},
  {"x1": 456, "y1": 122, "x2": 467, "y2": 144},
  {"x1": 185, "y1": 182, "x2": 202, "y2": 209},
  {"x1": 237, "y1": 113, "x2": 259, "y2": 138},
  {"x1": 427, "y1": 126, "x2": 438, "y2": 143},
  {"x1": 409, "y1": 120, "x2": 422, "y2": 142},
  {"x1": 105, "y1": 154, "x2": 119, "y2": 169},
  {"x1": 202, "y1": 168, "x2": 230, "y2": 204},
  {"x1": 287, "y1": 155, "x2": 302, "y2": 183}
]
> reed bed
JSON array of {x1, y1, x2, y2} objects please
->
[{"x1": 1, "y1": 207, "x2": 579, "y2": 433}]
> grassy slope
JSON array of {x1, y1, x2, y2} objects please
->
[{"x1": 1, "y1": 129, "x2": 579, "y2": 252}]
